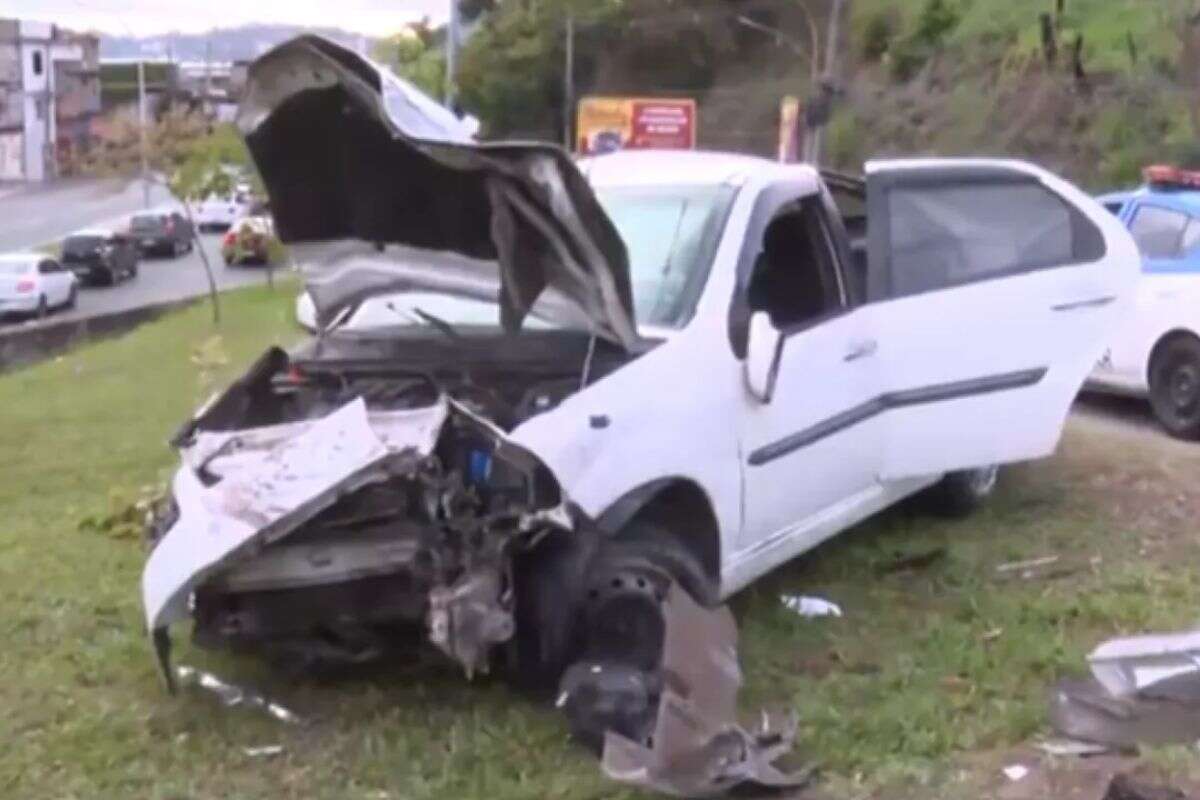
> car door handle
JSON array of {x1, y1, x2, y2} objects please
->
[
  {"x1": 1052, "y1": 296, "x2": 1116, "y2": 312},
  {"x1": 844, "y1": 339, "x2": 878, "y2": 362}
]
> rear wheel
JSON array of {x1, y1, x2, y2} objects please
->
[
  {"x1": 35, "y1": 295, "x2": 47, "y2": 319},
  {"x1": 922, "y1": 465, "x2": 1000, "y2": 518},
  {"x1": 1149, "y1": 334, "x2": 1200, "y2": 440},
  {"x1": 64, "y1": 286, "x2": 77, "y2": 309}
]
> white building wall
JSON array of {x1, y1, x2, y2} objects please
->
[{"x1": 18, "y1": 21, "x2": 51, "y2": 182}]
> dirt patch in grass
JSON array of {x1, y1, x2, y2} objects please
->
[{"x1": 1, "y1": 296, "x2": 1198, "y2": 798}]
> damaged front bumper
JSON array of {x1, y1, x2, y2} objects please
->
[{"x1": 144, "y1": 394, "x2": 570, "y2": 685}]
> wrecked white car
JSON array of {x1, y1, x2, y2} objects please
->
[{"x1": 143, "y1": 35, "x2": 1139, "y2": 795}]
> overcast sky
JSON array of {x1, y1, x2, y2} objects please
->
[{"x1": 8, "y1": 1, "x2": 448, "y2": 36}]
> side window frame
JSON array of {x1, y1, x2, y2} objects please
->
[
  {"x1": 727, "y1": 179, "x2": 852, "y2": 359},
  {"x1": 866, "y1": 167, "x2": 1106, "y2": 303}
]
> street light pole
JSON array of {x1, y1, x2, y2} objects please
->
[
  {"x1": 446, "y1": 0, "x2": 460, "y2": 106},
  {"x1": 563, "y1": 12, "x2": 575, "y2": 150},
  {"x1": 137, "y1": 59, "x2": 149, "y2": 208}
]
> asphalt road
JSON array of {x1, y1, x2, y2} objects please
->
[
  {"x1": 0, "y1": 178, "x2": 174, "y2": 253},
  {"x1": 0, "y1": 179, "x2": 281, "y2": 330}
]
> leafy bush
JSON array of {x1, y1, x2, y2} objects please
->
[{"x1": 888, "y1": 0, "x2": 962, "y2": 81}]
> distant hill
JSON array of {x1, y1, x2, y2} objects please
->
[{"x1": 99, "y1": 24, "x2": 376, "y2": 62}]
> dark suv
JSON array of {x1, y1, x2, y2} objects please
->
[
  {"x1": 61, "y1": 230, "x2": 139, "y2": 286},
  {"x1": 129, "y1": 211, "x2": 194, "y2": 258}
]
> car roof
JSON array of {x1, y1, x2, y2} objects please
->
[
  {"x1": 68, "y1": 227, "x2": 115, "y2": 237},
  {"x1": 1099, "y1": 186, "x2": 1200, "y2": 216},
  {"x1": 579, "y1": 149, "x2": 809, "y2": 189}
]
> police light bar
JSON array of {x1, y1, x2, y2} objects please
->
[{"x1": 1144, "y1": 164, "x2": 1200, "y2": 190}]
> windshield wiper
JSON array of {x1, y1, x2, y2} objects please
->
[
  {"x1": 380, "y1": 301, "x2": 462, "y2": 342},
  {"x1": 411, "y1": 307, "x2": 462, "y2": 341}
]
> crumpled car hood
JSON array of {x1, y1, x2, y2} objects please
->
[{"x1": 237, "y1": 34, "x2": 638, "y2": 348}]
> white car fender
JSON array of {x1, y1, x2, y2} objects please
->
[
  {"x1": 509, "y1": 330, "x2": 744, "y2": 569},
  {"x1": 1092, "y1": 275, "x2": 1200, "y2": 394}
]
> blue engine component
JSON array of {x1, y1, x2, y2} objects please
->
[{"x1": 466, "y1": 449, "x2": 493, "y2": 487}]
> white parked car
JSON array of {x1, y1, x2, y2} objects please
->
[
  {"x1": 1088, "y1": 175, "x2": 1200, "y2": 438},
  {"x1": 1088, "y1": 275, "x2": 1200, "y2": 438},
  {"x1": 0, "y1": 252, "x2": 78, "y2": 319},
  {"x1": 141, "y1": 36, "x2": 1140, "y2": 789},
  {"x1": 192, "y1": 186, "x2": 252, "y2": 232}
]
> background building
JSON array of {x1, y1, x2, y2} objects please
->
[{"x1": 0, "y1": 19, "x2": 100, "y2": 182}]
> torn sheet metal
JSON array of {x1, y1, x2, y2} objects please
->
[
  {"x1": 600, "y1": 584, "x2": 812, "y2": 797},
  {"x1": 175, "y1": 665, "x2": 303, "y2": 724},
  {"x1": 237, "y1": 35, "x2": 637, "y2": 347},
  {"x1": 1049, "y1": 674, "x2": 1200, "y2": 748},
  {"x1": 1088, "y1": 629, "x2": 1200, "y2": 697},
  {"x1": 144, "y1": 397, "x2": 447, "y2": 631},
  {"x1": 143, "y1": 398, "x2": 448, "y2": 686}
]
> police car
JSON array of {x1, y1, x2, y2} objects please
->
[{"x1": 1089, "y1": 165, "x2": 1200, "y2": 439}]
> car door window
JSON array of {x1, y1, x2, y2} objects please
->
[
  {"x1": 746, "y1": 196, "x2": 845, "y2": 332},
  {"x1": 879, "y1": 179, "x2": 1101, "y2": 298},
  {"x1": 1129, "y1": 204, "x2": 1189, "y2": 259}
]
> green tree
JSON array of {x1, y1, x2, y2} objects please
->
[{"x1": 371, "y1": 25, "x2": 447, "y2": 99}]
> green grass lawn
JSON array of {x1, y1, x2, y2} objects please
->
[{"x1": 2, "y1": 285, "x2": 1198, "y2": 799}]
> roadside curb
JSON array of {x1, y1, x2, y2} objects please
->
[{"x1": 0, "y1": 298, "x2": 197, "y2": 371}]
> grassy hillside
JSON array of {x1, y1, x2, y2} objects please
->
[{"x1": 824, "y1": 0, "x2": 1199, "y2": 189}]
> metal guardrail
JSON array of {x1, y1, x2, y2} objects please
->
[{"x1": 0, "y1": 298, "x2": 196, "y2": 371}]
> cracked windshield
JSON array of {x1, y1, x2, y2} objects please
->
[{"x1": 3, "y1": 1, "x2": 1200, "y2": 799}]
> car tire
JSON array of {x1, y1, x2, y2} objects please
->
[
  {"x1": 35, "y1": 295, "x2": 47, "y2": 319},
  {"x1": 1148, "y1": 333, "x2": 1200, "y2": 440},
  {"x1": 130, "y1": 262, "x2": 139, "y2": 279},
  {"x1": 556, "y1": 523, "x2": 717, "y2": 754},
  {"x1": 922, "y1": 465, "x2": 1000, "y2": 518},
  {"x1": 64, "y1": 286, "x2": 77, "y2": 309},
  {"x1": 103, "y1": 268, "x2": 116, "y2": 286}
]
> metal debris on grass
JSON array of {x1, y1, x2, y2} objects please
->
[
  {"x1": 243, "y1": 744, "x2": 285, "y2": 758},
  {"x1": 1034, "y1": 738, "x2": 1112, "y2": 757},
  {"x1": 1050, "y1": 628, "x2": 1200, "y2": 748},
  {"x1": 175, "y1": 665, "x2": 304, "y2": 725},
  {"x1": 600, "y1": 584, "x2": 814, "y2": 797}
]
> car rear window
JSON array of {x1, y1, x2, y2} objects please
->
[
  {"x1": 62, "y1": 236, "x2": 106, "y2": 256},
  {"x1": 131, "y1": 215, "x2": 165, "y2": 231}
]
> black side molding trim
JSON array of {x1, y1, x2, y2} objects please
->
[{"x1": 748, "y1": 367, "x2": 1048, "y2": 466}]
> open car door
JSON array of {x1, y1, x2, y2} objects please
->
[{"x1": 864, "y1": 159, "x2": 1139, "y2": 480}]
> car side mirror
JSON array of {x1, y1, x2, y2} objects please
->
[{"x1": 744, "y1": 310, "x2": 782, "y2": 403}]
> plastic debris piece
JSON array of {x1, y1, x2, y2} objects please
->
[
  {"x1": 1002, "y1": 764, "x2": 1029, "y2": 782},
  {"x1": 780, "y1": 595, "x2": 842, "y2": 618}
]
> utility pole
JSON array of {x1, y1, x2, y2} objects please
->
[
  {"x1": 137, "y1": 59, "x2": 149, "y2": 207},
  {"x1": 204, "y1": 39, "x2": 212, "y2": 116},
  {"x1": 563, "y1": 12, "x2": 575, "y2": 150},
  {"x1": 446, "y1": 0, "x2": 460, "y2": 106},
  {"x1": 804, "y1": 0, "x2": 846, "y2": 165}
]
